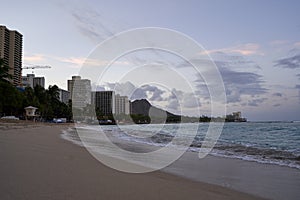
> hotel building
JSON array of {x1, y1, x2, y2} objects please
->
[
  {"x1": 0, "y1": 25, "x2": 23, "y2": 86},
  {"x1": 92, "y1": 91, "x2": 115, "y2": 115},
  {"x1": 67, "y1": 76, "x2": 91, "y2": 109}
]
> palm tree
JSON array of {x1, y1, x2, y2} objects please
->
[{"x1": 47, "y1": 85, "x2": 60, "y2": 101}]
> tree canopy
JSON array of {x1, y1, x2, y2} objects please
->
[{"x1": 0, "y1": 58, "x2": 72, "y2": 120}]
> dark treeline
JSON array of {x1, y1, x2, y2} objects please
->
[{"x1": 0, "y1": 58, "x2": 72, "y2": 120}]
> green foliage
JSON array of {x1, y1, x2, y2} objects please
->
[
  {"x1": 0, "y1": 58, "x2": 12, "y2": 82},
  {"x1": 0, "y1": 81, "x2": 23, "y2": 116},
  {"x1": 0, "y1": 71, "x2": 72, "y2": 120}
]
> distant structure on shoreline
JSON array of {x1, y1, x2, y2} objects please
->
[
  {"x1": 226, "y1": 111, "x2": 247, "y2": 122},
  {"x1": 0, "y1": 25, "x2": 23, "y2": 86}
]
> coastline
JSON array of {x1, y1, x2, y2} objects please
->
[
  {"x1": 164, "y1": 151, "x2": 300, "y2": 200},
  {"x1": 63, "y1": 124, "x2": 300, "y2": 200},
  {"x1": 0, "y1": 123, "x2": 264, "y2": 200}
]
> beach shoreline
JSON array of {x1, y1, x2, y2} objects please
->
[
  {"x1": 62, "y1": 124, "x2": 300, "y2": 200},
  {"x1": 0, "y1": 123, "x2": 265, "y2": 200}
]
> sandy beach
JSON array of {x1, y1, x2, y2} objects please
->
[{"x1": 0, "y1": 121, "x2": 265, "y2": 200}]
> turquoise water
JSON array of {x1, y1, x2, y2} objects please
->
[{"x1": 63, "y1": 122, "x2": 300, "y2": 169}]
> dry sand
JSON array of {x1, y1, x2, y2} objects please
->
[{"x1": 0, "y1": 122, "x2": 265, "y2": 200}]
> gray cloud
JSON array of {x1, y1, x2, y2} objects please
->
[
  {"x1": 104, "y1": 81, "x2": 201, "y2": 112},
  {"x1": 212, "y1": 63, "x2": 267, "y2": 103},
  {"x1": 274, "y1": 50, "x2": 300, "y2": 69},
  {"x1": 272, "y1": 92, "x2": 283, "y2": 97},
  {"x1": 168, "y1": 89, "x2": 200, "y2": 110},
  {"x1": 69, "y1": 5, "x2": 122, "y2": 43},
  {"x1": 296, "y1": 85, "x2": 300, "y2": 103},
  {"x1": 297, "y1": 74, "x2": 300, "y2": 80},
  {"x1": 248, "y1": 98, "x2": 268, "y2": 107},
  {"x1": 139, "y1": 85, "x2": 165, "y2": 101},
  {"x1": 273, "y1": 104, "x2": 281, "y2": 107},
  {"x1": 182, "y1": 53, "x2": 267, "y2": 104},
  {"x1": 104, "y1": 81, "x2": 165, "y2": 101},
  {"x1": 211, "y1": 52, "x2": 261, "y2": 70},
  {"x1": 167, "y1": 99, "x2": 180, "y2": 111}
]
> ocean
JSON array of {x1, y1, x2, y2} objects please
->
[{"x1": 62, "y1": 122, "x2": 300, "y2": 170}]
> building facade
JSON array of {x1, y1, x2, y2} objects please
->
[
  {"x1": 22, "y1": 74, "x2": 45, "y2": 88},
  {"x1": 67, "y1": 76, "x2": 81, "y2": 100},
  {"x1": 115, "y1": 94, "x2": 130, "y2": 115},
  {"x1": 68, "y1": 76, "x2": 91, "y2": 109},
  {"x1": 92, "y1": 91, "x2": 115, "y2": 115},
  {"x1": 59, "y1": 89, "x2": 70, "y2": 104},
  {"x1": 0, "y1": 25, "x2": 23, "y2": 86}
]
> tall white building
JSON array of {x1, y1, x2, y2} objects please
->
[
  {"x1": 68, "y1": 76, "x2": 91, "y2": 109},
  {"x1": 115, "y1": 94, "x2": 130, "y2": 115}
]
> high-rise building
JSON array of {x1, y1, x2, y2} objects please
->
[
  {"x1": 67, "y1": 75, "x2": 81, "y2": 100},
  {"x1": 92, "y1": 91, "x2": 115, "y2": 115},
  {"x1": 33, "y1": 77, "x2": 45, "y2": 88},
  {"x1": 22, "y1": 74, "x2": 45, "y2": 88},
  {"x1": 67, "y1": 76, "x2": 91, "y2": 109},
  {"x1": 0, "y1": 25, "x2": 23, "y2": 86},
  {"x1": 115, "y1": 94, "x2": 130, "y2": 115},
  {"x1": 58, "y1": 88, "x2": 70, "y2": 104}
]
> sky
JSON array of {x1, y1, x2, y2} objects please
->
[{"x1": 1, "y1": 0, "x2": 300, "y2": 121}]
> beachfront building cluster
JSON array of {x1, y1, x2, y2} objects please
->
[
  {"x1": 0, "y1": 25, "x2": 47, "y2": 89},
  {"x1": 0, "y1": 25, "x2": 23, "y2": 86},
  {"x1": 91, "y1": 91, "x2": 131, "y2": 115},
  {"x1": 22, "y1": 74, "x2": 45, "y2": 88},
  {"x1": 67, "y1": 76, "x2": 131, "y2": 116},
  {"x1": 0, "y1": 25, "x2": 126, "y2": 117}
]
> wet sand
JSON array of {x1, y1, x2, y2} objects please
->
[
  {"x1": 165, "y1": 151, "x2": 300, "y2": 200},
  {"x1": 0, "y1": 123, "x2": 264, "y2": 200}
]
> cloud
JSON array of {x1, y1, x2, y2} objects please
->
[
  {"x1": 297, "y1": 74, "x2": 300, "y2": 80},
  {"x1": 104, "y1": 81, "x2": 166, "y2": 101},
  {"x1": 219, "y1": 66, "x2": 267, "y2": 103},
  {"x1": 101, "y1": 81, "x2": 201, "y2": 113},
  {"x1": 296, "y1": 85, "x2": 300, "y2": 103},
  {"x1": 167, "y1": 88, "x2": 201, "y2": 110},
  {"x1": 273, "y1": 103, "x2": 281, "y2": 107},
  {"x1": 206, "y1": 43, "x2": 262, "y2": 56},
  {"x1": 24, "y1": 53, "x2": 86, "y2": 68},
  {"x1": 179, "y1": 53, "x2": 267, "y2": 104},
  {"x1": 294, "y1": 42, "x2": 300, "y2": 47},
  {"x1": 23, "y1": 53, "x2": 47, "y2": 63},
  {"x1": 60, "y1": 57, "x2": 85, "y2": 66},
  {"x1": 68, "y1": 5, "x2": 123, "y2": 43},
  {"x1": 248, "y1": 98, "x2": 268, "y2": 107},
  {"x1": 210, "y1": 52, "x2": 261, "y2": 70},
  {"x1": 196, "y1": 54, "x2": 267, "y2": 103},
  {"x1": 274, "y1": 49, "x2": 300, "y2": 69},
  {"x1": 270, "y1": 40, "x2": 289, "y2": 46},
  {"x1": 272, "y1": 92, "x2": 283, "y2": 97}
]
